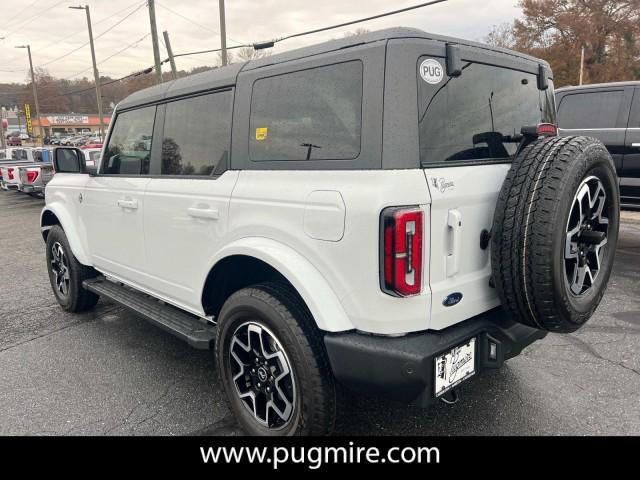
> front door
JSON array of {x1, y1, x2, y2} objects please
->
[{"x1": 81, "y1": 105, "x2": 157, "y2": 286}]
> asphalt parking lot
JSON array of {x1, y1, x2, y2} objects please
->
[{"x1": 0, "y1": 190, "x2": 638, "y2": 436}]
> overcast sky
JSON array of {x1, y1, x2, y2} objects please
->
[{"x1": 0, "y1": 0, "x2": 520, "y2": 84}]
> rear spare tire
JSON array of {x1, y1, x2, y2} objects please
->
[{"x1": 491, "y1": 136, "x2": 619, "y2": 333}]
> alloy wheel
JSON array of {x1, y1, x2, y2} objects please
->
[
  {"x1": 228, "y1": 322, "x2": 296, "y2": 430},
  {"x1": 564, "y1": 176, "x2": 609, "y2": 296},
  {"x1": 50, "y1": 241, "x2": 70, "y2": 297}
]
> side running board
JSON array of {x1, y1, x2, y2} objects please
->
[{"x1": 83, "y1": 277, "x2": 216, "y2": 350}]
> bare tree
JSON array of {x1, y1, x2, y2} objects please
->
[
  {"x1": 484, "y1": 23, "x2": 515, "y2": 49},
  {"x1": 343, "y1": 27, "x2": 370, "y2": 38},
  {"x1": 234, "y1": 46, "x2": 272, "y2": 62}
]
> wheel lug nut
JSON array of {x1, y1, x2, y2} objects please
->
[{"x1": 257, "y1": 382, "x2": 261, "y2": 388}]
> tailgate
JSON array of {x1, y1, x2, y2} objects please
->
[{"x1": 424, "y1": 165, "x2": 508, "y2": 330}]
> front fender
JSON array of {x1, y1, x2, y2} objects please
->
[
  {"x1": 205, "y1": 237, "x2": 354, "y2": 332},
  {"x1": 40, "y1": 204, "x2": 91, "y2": 266}
]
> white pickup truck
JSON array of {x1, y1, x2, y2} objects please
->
[{"x1": 41, "y1": 28, "x2": 619, "y2": 436}]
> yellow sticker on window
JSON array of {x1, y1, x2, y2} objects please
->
[{"x1": 256, "y1": 127, "x2": 268, "y2": 141}]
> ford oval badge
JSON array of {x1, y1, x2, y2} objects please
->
[{"x1": 443, "y1": 292, "x2": 463, "y2": 307}]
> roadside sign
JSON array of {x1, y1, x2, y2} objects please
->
[{"x1": 24, "y1": 103, "x2": 33, "y2": 135}]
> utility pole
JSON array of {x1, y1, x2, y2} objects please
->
[
  {"x1": 70, "y1": 5, "x2": 105, "y2": 140},
  {"x1": 147, "y1": 0, "x2": 163, "y2": 83},
  {"x1": 579, "y1": 46, "x2": 585, "y2": 86},
  {"x1": 0, "y1": 111, "x2": 6, "y2": 150},
  {"x1": 218, "y1": 0, "x2": 228, "y2": 66},
  {"x1": 162, "y1": 30, "x2": 177, "y2": 80},
  {"x1": 15, "y1": 45, "x2": 41, "y2": 144}
]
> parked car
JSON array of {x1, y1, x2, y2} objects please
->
[
  {"x1": 18, "y1": 163, "x2": 54, "y2": 196},
  {"x1": 43, "y1": 28, "x2": 618, "y2": 436},
  {"x1": 556, "y1": 81, "x2": 640, "y2": 208},
  {"x1": 1, "y1": 147, "x2": 45, "y2": 191},
  {"x1": 7, "y1": 135, "x2": 22, "y2": 146},
  {"x1": 16, "y1": 147, "x2": 55, "y2": 196}
]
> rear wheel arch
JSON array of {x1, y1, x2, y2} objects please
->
[
  {"x1": 200, "y1": 241, "x2": 354, "y2": 332},
  {"x1": 202, "y1": 255, "x2": 293, "y2": 318}
]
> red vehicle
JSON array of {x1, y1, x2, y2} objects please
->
[
  {"x1": 7, "y1": 136, "x2": 22, "y2": 146},
  {"x1": 80, "y1": 142, "x2": 103, "y2": 150}
]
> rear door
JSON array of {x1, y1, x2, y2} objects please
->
[
  {"x1": 142, "y1": 90, "x2": 238, "y2": 313},
  {"x1": 557, "y1": 86, "x2": 633, "y2": 175},
  {"x1": 81, "y1": 105, "x2": 156, "y2": 286},
  {"x1": 416, "y1": 54, "x2": 556, "y2": 330}
]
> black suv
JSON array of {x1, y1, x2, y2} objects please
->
[{"x1": 556, "y1": 81, "x2": 640, "y2": 208}]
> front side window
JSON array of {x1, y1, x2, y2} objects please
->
[
  {"x1": 103, "y1": 106, "x2": 156, "y2": 175},
  {"x1": 558, "y1": 90, "x2": 624, "y2": 129},
  {"x1": 418, "y1": 60, "x2": 556, "y2": 165},
  {"x1": 249, "y1": 61, "x2": 363, "y2": 162},
  {"x1": 161, "y1": 91, "x2": 232, "y2": 176}
]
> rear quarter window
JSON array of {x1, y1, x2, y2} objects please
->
[
  {"x1": 249, "y1": 61, "x2": 363, "y2": 162},
  {"x1": 418, "y1": 59, "x2": 555, "y2": 165},
  {"x1": 557, "y1": 90, "x2": 624, "y2": 129}
]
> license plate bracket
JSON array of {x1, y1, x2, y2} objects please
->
[{"x1": 434, "y1": 337, "x2": 476, "y2": 397}]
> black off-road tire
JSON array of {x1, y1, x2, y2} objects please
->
[
  {"x1": 491, "y1": 136, "x2": 619, "y2": 333},
  {"x1": 215, "y1": 282, "x2": 336, "y2": 436},
  {"x1": 45, "y1": 225, "x2": 100, "y2": 312}
]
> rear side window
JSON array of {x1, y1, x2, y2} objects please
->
[
  {"x1": 558, "y1": 91, "x2": 624, "y2": 129},
  {"x1": 103, "y1": 106, "x2": 156, "y2": 175},
  {"x1": 418, "y1": 60, "x2": 555, "y2": 165},
  {"x1": 161, "y1": 91, "x2": 232, "y2": 176},
  {"x1": 249, "y1": 61, "x2": 363, "y2": 162}
]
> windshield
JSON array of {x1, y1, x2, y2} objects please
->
[{"x1": 418, "y1": 59, "x2": 556, "y2": 165}]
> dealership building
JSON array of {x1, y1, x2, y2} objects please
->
[{"x1": 32, "y1": 114, "x2": 111, "y2": 137}]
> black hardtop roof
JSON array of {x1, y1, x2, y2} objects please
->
[
  {"x1": 117, "y1": 26, "x2": 549, "y2": 111},
  {"x1": 556, "y1": 81, "x2": 640, "y2": 94}
]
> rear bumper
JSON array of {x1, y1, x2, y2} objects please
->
[
  {"x1": 324, "y1": 307, "x2": 546, "y2": 407},
  {"x1": 20, "y1": 184, "x2": 43, "y2": 193}
]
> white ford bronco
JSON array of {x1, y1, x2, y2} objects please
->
[{"x1": 42, "y1": 28, "x2": 619, "y2": 435}]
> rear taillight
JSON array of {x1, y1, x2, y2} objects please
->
[
  {"x1": 27, "y1": 170, "x2": 39, "y2": 183},
  {"x1": 380, "y1": 206, "x2": 424, "y2": 297},
  {"x1": 8, "y1": 168, "x2": 14, "y2": 180}
]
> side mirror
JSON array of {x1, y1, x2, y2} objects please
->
[{"x1": 53, "y1": 147, "x2": 86, "y2": 174}]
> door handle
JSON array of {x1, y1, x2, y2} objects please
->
[
  {"x1": 187, "y1": 207, "x2": 219, "y2": 220},
  {"x1": 446, "y1": 209, "x2": 462, "y2": 277},
  {"x1": 631, "y1": 143, "x2": 640, "y2": 148},
  {"x1": 117, "y1": 199, "x2": 138, "y2": 209}
]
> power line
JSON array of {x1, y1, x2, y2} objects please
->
[
  {"x1": 63, "y1": 33, "x2": 151, "y2": 80},
  {"x1": 50, "y1": 66, "x2": 156, "y2": 99},
  {"x1": 172, "y1": 0, "x2": 449, "y2": 59},
  {"x1": 156, "y1": 1, "x2": 244, "y2": 46},
  {"x1": 272, "y1": 0, "x2": 448, "y2": 45},
  {"x1": 33, "y1": 0, "x2": 145, "y2": 54},
  {"x1": 2, "y1": 0, "x2": 67, "y2": 39},
  {"x1": 37, "y1": 2, "x2": 147, "y2": 68},
  {"x1": 3, "y1": 0, "x2": 41, "y2": 30}
]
